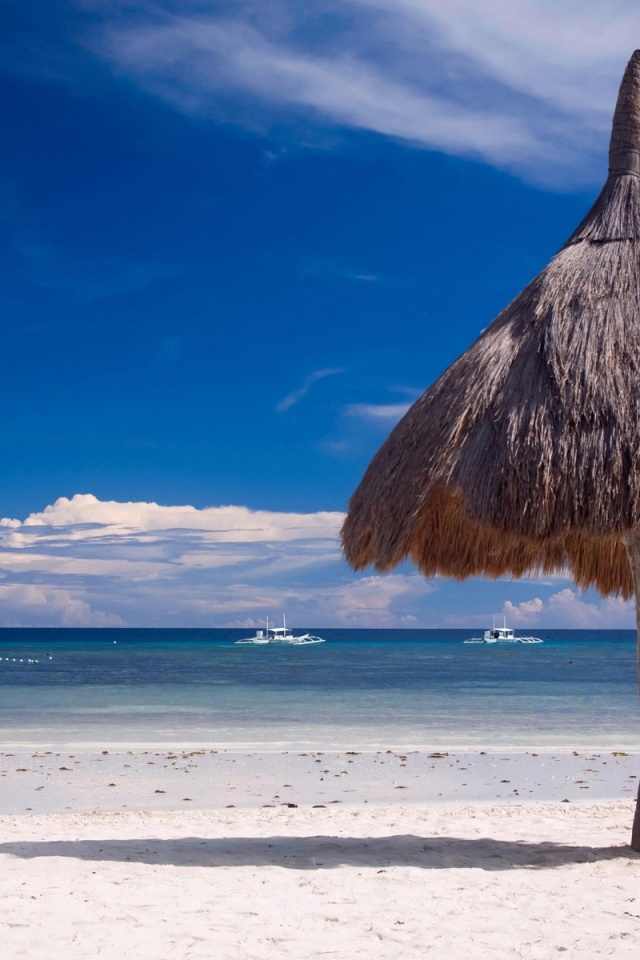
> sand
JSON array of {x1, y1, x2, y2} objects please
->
[{"x1": 1, "y1": 749, "x2": 639, "y2": 958}]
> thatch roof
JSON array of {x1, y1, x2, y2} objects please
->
[{"x1": 342, "y1": 51, "x2": 640, "y2": 599}]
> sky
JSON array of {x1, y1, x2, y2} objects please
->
[{"x1": 1, "y1": 0, "x2": 640, "y2": 628}]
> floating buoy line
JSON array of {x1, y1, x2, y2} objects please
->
[{"x1": 1, "y1": 654, "x2": 54, "y2": 665}]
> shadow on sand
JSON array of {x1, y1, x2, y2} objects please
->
[{"x1": 1, "y1": 835, "x2": 637, "y2": 870}]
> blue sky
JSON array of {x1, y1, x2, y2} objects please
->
[{"x1": 1, "y1": 0, "x2": 638, "y2": 627}]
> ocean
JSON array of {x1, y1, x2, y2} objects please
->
[{"x1": 1, "y1": 629, "x2": 639, "y2": 751}]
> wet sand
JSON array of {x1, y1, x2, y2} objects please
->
[{"x1": 0, "y1": 746, "x2": 638, "y2": 814}]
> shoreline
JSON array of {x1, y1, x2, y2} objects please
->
[{"x1": 3, "y1": 735, "x2": 640, "y2": 752}]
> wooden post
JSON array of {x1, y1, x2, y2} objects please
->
[{"x1": 623, "y1": 534, "x2": 640, "y2": 851}]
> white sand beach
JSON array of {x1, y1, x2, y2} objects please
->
[{"x1": 1, "y1": 747, "x2": 639, "y2": 958}]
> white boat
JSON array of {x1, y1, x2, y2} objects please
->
[
  {"x1": 464, "y1": 617, "x2": 543, "y2": 644},
  {"x1": 235, "y1": 614, "x2": 325, "y2": 646}
]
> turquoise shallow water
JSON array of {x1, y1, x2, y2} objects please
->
[{"x1": 0, "y1": 629, "x2": 639, "y2": 749}]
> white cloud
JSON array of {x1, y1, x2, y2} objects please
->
[
  {"x1": 276, "y1": 367, "x2": 346, "y2": 413},
  {"x1": 324, "y1": 573, "x2": 433, "y2": 626},
  {"x1": 445, "y1": 586, "x2": 634, "y2": 628},
  {"x1": 503, "y1": 590, "x2": 634, "y2": 628},
  {"x1": 346, "y1": 402, "x2": 411, "y2": 423},
  {"x1": 0, "y1": 584, "x2": 124, "y2": 628},
  {"x1": 14, "y1": 493, "x2": 343, "y2": 541},
  {"x1": 185, "y1": 572, "x2": 432, "y2": 626},
  {"x1": 0, "y1": 493, "x2": 431, "y2": 627},
  {"x1": 90, "y1": 1, "x2": 640, "y2": 184},
  {"x1": 502, "y1": 597, "x2": 544, "y2": 624},
  {"x1": 100, "y1": 16, "x2": 539, "y2": 164},
  {"x1": 1, "y1": 492, "x2": 633, "y2": 629},
  {"x1": 545, "y1": 588, "x2": 634, "y2": 628},
  {"x1": 0, "y1": 550, "x2": 166, "y2": 580},
  {"x1": 354, "y1": 2, "x2": 625, "y2": 97},
  {"x1": 367, "y1": 0, "x2": 633, "y2": 119}
]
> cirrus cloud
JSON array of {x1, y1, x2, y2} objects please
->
[{"x1": 88, "y1": 0, "x2": 640, "y2": 185}]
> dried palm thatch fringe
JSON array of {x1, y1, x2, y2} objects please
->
[{"x1": 342, "y1": 50, "x2": 640, "y2": 600}]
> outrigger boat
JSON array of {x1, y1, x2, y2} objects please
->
[
  {"x1": 236, "y1": 614, "x2": 325, "y2": 646},
  {"x1": 464, "y1": 617, "x2": 543, "y2": 644}
]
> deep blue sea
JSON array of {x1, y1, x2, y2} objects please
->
[{"x1": 1, "y1": 629, "x2": 639, "y2": 750}]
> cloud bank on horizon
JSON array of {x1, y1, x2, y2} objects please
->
[
  {"x1": 0, "y1": 493, "x2": 633, "y2": 628},
  {"x1": 93, "y1": 0, "x2": 640, "y2": 185},
  {"x1": 2, "y1": 7, "x2": 639, "y2": 630}
]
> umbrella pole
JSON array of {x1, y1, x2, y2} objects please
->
[{"x1": 623, "y1": 535, "x2": 640, "y2": 851}]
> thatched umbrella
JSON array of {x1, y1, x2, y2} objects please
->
[{"x1": 342, "y1": 50, "x2": 640, "y2": 850}]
